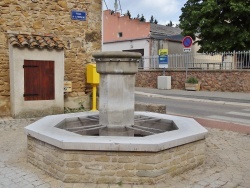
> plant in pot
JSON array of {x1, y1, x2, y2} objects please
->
[{"x1": 185, "y1": 76, "x2": 201, "y2": 91}]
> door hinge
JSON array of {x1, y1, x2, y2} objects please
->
[
  {"x1": 23, "y1": 65, "x2": 39, "y2": 68},
  {"x1": 23, "y1": 94, "x2": 39, "y2": 97}
]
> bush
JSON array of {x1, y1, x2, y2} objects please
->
[{"x1": 186, "y1": 76, "x2": 198, "y2": 84}]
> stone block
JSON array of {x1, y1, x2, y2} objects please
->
[
  {"x1": 64, "y1": 168, "x2": 81, "y2": 174},
  {"x1": 93, "y1": 155, "x2": 110, "y2": 162},
  {"x1": 116, "y1": 170, "x2": 134, "y2": 177},
  {"x1": 58, "y1": 1, "x2": 67, "y2": 8},
  {"x1": 136, "y1": 169, "x2": 168, "y2": 178},
  {"x1": 136, "y1": 164, "x2": 154, "y2": 170},
  {"x1": 104, "y1": 164, "x2": 123, "y2": 170},
  {"x1": 66, "y1": 162, "x2": 82, "y2": 168},
  {"x1": 124, "y1": 164, "x2": 135, "y2": 170},
  {"x1": 135, "y1": 102, "x2": 166, "y2": 114},
  {"x1": 118, "y1": 157, "x2": 136, "y2": 163},
  {"x1": 96, "y1": 177, "x2": 117, "y2": 184},
  {"x1": 63, "y1": 175, "x2": 85, "y2": 183},
  {"x1": 85, "y1": 164, "x2": 102, "y2": 171}
]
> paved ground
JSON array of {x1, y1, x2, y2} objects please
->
[
  {"x1": 135, "y1": 88, "x2": 250, "y2": 105},
  {"x1": 0, "y1": 117, "x2": 249, "y2": 188}
]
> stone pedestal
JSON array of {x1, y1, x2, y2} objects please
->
[{"x1": 93, "y1": 51, "x2": 141, "y2": 136}]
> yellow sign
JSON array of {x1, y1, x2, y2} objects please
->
[
  {"x1": 64, "y1": 81, "x2": 72, "y2": 92},
  {"x1": 159, "y1": 49, "x2": 168, "y2": 56}
]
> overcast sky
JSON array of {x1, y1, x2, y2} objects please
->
[{"x1": 103, "y1": 0, "x2": 187, "y2": 26}]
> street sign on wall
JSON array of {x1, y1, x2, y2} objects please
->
[{"x1": 71, "y1": 10, "x2": 86, "y2": 21}]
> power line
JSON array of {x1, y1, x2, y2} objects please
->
[
  {"x1": 118, "y1": 0, "x2": 122, "y2": 15},
  {"x1": 103, "y1": 0, "x2": 108, "y2": 9}
]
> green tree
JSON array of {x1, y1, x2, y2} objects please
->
[
  {"x1": 126, "y1": 10, "x2": 131, "y2": 19},
  {"x1": 139, "y1": 14, "x2": 146, "y2": 22},
  {"x1": 179, "y1": 0, "x2": 250, "y2": 52},
  {"x1": 150, "y1": 15, "x2": 154, "y2": 23},
  {"x1": 166, "y1": 21, "x2": 173, "y2": 27},
  {"x1": 150, "y1": 15, "x2": 158, "y2": 24}
]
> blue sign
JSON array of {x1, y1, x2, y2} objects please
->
[
  {"x1": 182, "y1": 36, "x2": 193, "y2": 48},
  {"x1": 159, "y1": 55, "x2": 168, "y2": 64},
  {"x1": 71, "y1": 10, "x2": 86, "y2": 21}
]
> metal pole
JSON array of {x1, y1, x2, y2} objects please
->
[
  {"x1": 91, "y1": 84, "x2": 97, "y2": 111},
  {"x1": 185, "y1": 53, "x2": 188, "y2": 80}
]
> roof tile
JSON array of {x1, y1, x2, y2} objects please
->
[{"x1": 8, "y1": 34, "x2": 65, "y2": 50}]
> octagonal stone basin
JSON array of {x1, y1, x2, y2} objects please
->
[
  {"x1": 55, "y1": 114, "x2": 178, "y2": 137},
  {"x1": 24, "y1": 111, "x2": 208, "y2": 184}
]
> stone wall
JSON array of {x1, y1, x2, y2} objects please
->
[
  {"x1": 135, "y1": 102, "x2": 166, "y2": 114},
  {"x1": 136, "y1": 70, "x2": 250, "y2": 92},
  {"x1": 0, "y1": 0, "x2": 102, "y2": 116},
  {"x1": 27, "y1": 136, "x2": 205, "y2": 184}
]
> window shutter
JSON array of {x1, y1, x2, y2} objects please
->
[{"x1": 24, "y1": 60, "x2": 55, "y2": 101}]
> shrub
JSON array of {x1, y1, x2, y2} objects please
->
[{"x1": 186, "y1": 76, "x2": 198, "y2": 84}]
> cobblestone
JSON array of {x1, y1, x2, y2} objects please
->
[{"x1": 0, "y1": 118, "x2": 250, "y2": 187}]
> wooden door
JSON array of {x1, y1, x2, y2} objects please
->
[{"x1": 23, "y1": 60, "x2": 55, "y2": 101}]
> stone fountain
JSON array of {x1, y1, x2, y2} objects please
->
[{"x1": 24, "y1": 52, "x2": 208, "y2": 185}]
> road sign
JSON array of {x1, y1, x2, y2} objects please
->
[
  {"x1": 159, "y1": 55, "x2": 168, "y2": 68},
  {"x1": 182, "y1": 36, "x2": 193, "y2": 48},
  {"x1": 183, "y1": 48, "x2": 191, "y2": 53},
  {"x1": 159, "y1": 49, "x2": 168, "y2": 56},
  {"x1": 159, "y1": 56, "x2": 168, "y2": 64}
]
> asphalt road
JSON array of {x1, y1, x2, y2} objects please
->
[{"x1": 135, "y1": 94, "x2": 250, "y2": 126}]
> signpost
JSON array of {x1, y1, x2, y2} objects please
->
[
  {"x1": 182, "y1": 36, "x2": 193, "y2": 79},
  {"x1": 158, "y1": 49, "x2": 168, "y2": 70},
  {"x1": 158, "y1": 49, "x2": 171, "y2": 89},
  {"x1": 182, "y1": 36, "x2": 193, "y2": 49},
  {"x1": 183, "y1": 48, "x2": 191, "y2": 53}
]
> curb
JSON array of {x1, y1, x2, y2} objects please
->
[{"x1": 135, "y1": 91, "x2": 250, "y2": 107}]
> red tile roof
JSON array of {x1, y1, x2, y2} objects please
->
[{"x1": 8, "y1": 34, "x2": 65, "y2": 50}]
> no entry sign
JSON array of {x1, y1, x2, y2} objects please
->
[{"x1": 182, "y1": 36, "x2": 193, "y2": 48}]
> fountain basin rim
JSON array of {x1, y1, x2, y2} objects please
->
[
  {"x1": 24, "y1": 111, "x2": 208, "y2": 152},
  {"x1": 93, "y1": 51, "x2": 142, "y2": 59}
]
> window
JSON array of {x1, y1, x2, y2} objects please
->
[
  {"x1": 118, "y1": 32, "x2": 123, "y2": 38},
  {"x1": 23, "y1": 60, "x2": 54, "y2": 101}
]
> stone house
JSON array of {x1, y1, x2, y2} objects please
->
[{"x1": 0, "y1": 0, "x2": 102, "y2": 118}]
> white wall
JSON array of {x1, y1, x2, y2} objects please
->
[
  {"x1": 103, "y1": 39, "x2": 150, "y2": 68},
  {"x1": 103, "y1": 39, "x2": 150, "y2": 55},
  {"x1": 9, "y1": 46, "x2": 64, "y2": 118}
]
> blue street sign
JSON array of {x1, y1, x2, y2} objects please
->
[
  {"x1": 159, "y1": 55, "x2": 168, "y2": 64},
  {"x1": 71, "y1": 10, "x2": 86, "y2": 21}
]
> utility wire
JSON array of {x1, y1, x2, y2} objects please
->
[
  {"x1": 118, "y1": 0, "x2": 122, "y2": 15},
  {"x1": 103, "y1": 0, "x2": 108, "y2": 9}
]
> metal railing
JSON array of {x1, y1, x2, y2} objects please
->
[{"x1": 138, "y1": 51, "x2": 250, "y2": 70}]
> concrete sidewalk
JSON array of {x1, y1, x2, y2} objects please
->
[
  {"x1": 0, "y1": 89, "x2": 250, "y2": 187},
  {"x1": 136, "y1": 87, "x2": 250, "y2": 106},
  {"x1": 0, "y1": 118, "x2": 249, "y2": 188}
]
